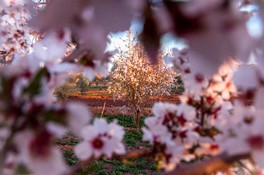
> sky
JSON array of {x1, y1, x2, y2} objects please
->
[{"x1": 243, "y1": 5, "x2": 263, "y2": 39}]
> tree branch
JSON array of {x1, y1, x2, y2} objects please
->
[{"x1": 163, "y1": 152, "x2": 250, "y2": 175}]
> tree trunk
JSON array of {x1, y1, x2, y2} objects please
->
[{"x1": 134, "y1": 108, "x2": 140, "y2": 129}]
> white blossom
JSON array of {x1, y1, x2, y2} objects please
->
[
  {"x1": 66, "y1": 102, "x2": 92, "y2": 136},
  {"x1": 14, "y1": 130, "x2": 67, "y2": 175},
  {"x1": 74, "y1": 118, "x2": 125, "y2": 160}
]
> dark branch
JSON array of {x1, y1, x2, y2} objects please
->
[{"x1": 163, "y1": 152, "x2": 250, "y2": 175}]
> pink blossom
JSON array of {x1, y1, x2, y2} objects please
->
[
  {"x1": 14, "y1": 130, "x2": 67, "y2": 175},
  {"x1": 233, "y1": 64, "x2": 260, "y2": 91},
  {"x1": 74, "y1": 118, "x2": 125, "y2": 160},
  {"x1": 32, "y1": 29, "x2": 71, "y2": 65},
  {"x1": 66, "y1": 102, "x2": 92, "y2": 136},
  {"x1": 182, "y1": 72, "x2": 209, "y2": 99}
]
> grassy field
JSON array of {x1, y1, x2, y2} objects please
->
[{"x1": 56, "y1": 115, "x2": 159, "y2": 175}]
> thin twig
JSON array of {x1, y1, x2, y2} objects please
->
[{"x1": 100, "y1": 101, "x2": 106, "y2": 118}]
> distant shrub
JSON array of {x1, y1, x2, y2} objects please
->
[
  {"x1": 170, "y1": 76, "x2": 185, "y2": 94},
  {"x1": 54, "y1": 86, "x2": 69, "y2": 102},
  {"x1": 76, "y1": 73, "x2": 90, "y2": 95}
]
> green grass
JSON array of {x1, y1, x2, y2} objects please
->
[
  {"x1": 63, "y1": 149, "x2": 79, "y2": 166},
  {"x1": 59, "y1": 114, "x2": 158, "y2": 175},
  {"x1": 124, "y1": 130, "x2": 142, "y2": 147},
  {"x1": 89, "y1": 86, "x2": 108, "y2": 90},
  {"x1": 101, "y1": 114, "x2": 145, "y2": 128}
]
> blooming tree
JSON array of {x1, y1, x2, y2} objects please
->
[
  {"x1": 1, "y1": 0, "x2": 264, "y2": 175},
  {"x1": 108, "y1": 32, "x2": 175, "y2": 128}
]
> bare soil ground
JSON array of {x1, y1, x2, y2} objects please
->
[
  {"x1": 68, "y1": 95, "x2": 179, "y2": 108},
  {"x1": 66, "y1": 90, "x2": 180, "y2": 116}
]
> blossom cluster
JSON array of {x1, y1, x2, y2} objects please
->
[
  {"x1": 144, "y1": 42, "x2": 246, "y2": 170},
  {"x1": 142, "y1": 102, "x2": 196, "y2": 171},
  {"x1": 144, "y1": 45, "x2": 264, "y2": 172},
  {"x1": 0, "y1": 56, "x2": 126, "y2": 175},
  {"x1": 0, "y1": 31, "x2": 127, "y2": 173},
  {"x1": 0, "y1": 0, "x2": 34, "y2": 58}
]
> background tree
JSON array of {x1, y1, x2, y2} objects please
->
[
  {"x1": 76, "y1": 73, "x2": 90, "y2": 95},
  {"x1": 108, "y1": 32, "x2": 176, "y2": 128},
  {"x1": 54, "y1": 73, "x2": 79, "y2": 101}
]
